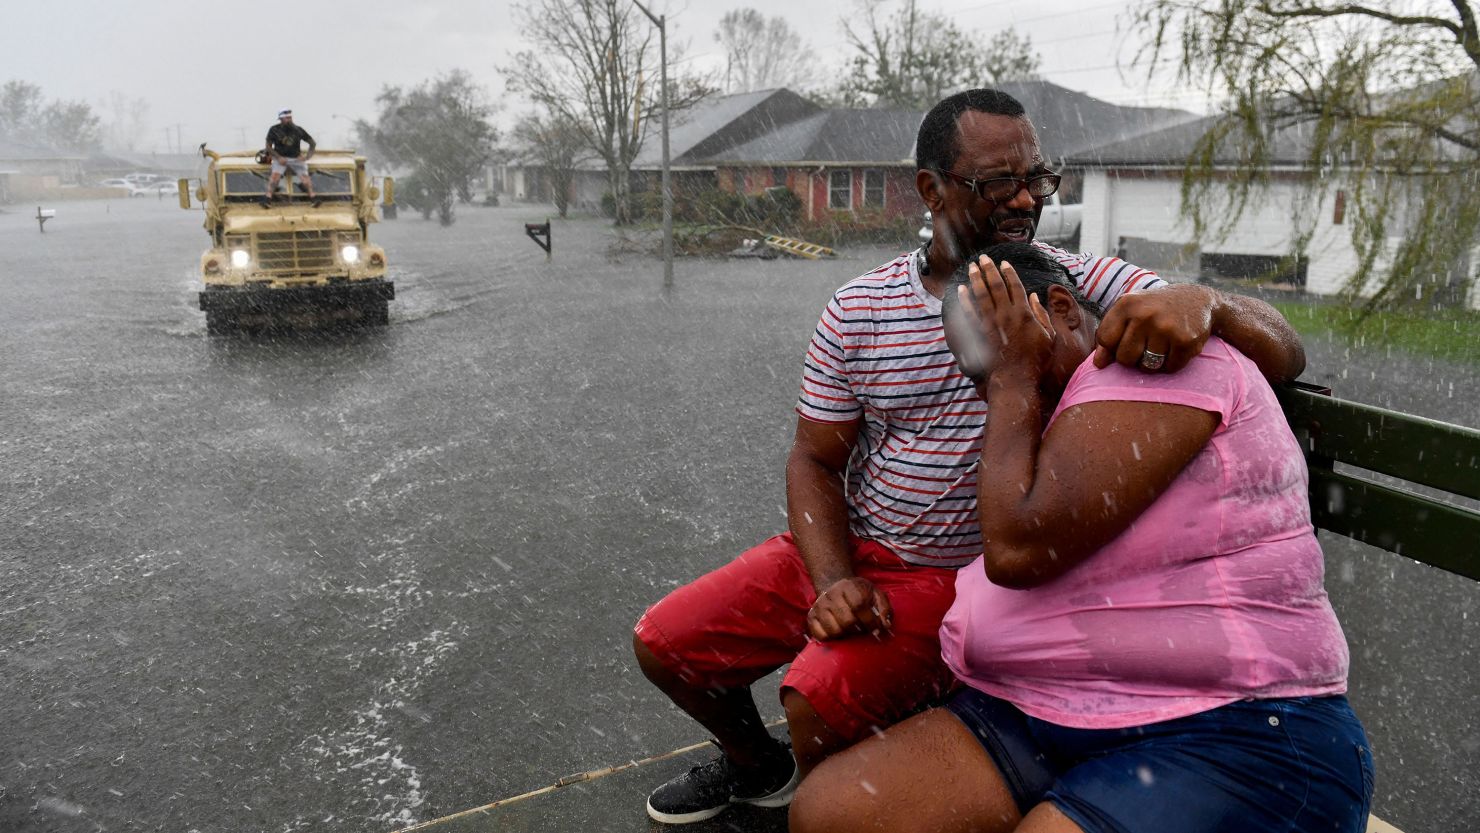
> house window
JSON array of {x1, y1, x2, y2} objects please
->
[
  {"x1": 771, "y1": 167, "x2": 787, "y2": 188},
  {"x1": 862, "y1": 169, "x2": 886, "y2": 208},
  {"x1": 829, "y1": 170, "x2": 853, "y2": 210}
]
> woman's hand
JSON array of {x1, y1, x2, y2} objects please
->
[{"x1": 955, "y1": 255, "x2": 1056, "y2": 383}]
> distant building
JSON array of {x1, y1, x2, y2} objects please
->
[
  {"x1": 0, "y1": 141, "x2": 86, "y2": 202},
  {"x1": 500, "y1": 81, "x2": 1199, "y2": 227},
  {"x1": 1067, "y1": 112, "x2": 1480, "y2": 308},
  {"x1": 88, "y1": 151, "x2": 206, "y2": 180},
  {"x1": 685, "y1": 103, "x2": 921, "y2": 221}
]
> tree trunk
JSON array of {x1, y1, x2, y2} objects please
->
[{"x1": 608, "y1": 163, "x2": 633, "y2": 225}]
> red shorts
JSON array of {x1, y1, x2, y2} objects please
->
[{"x1": 634, "y1": 533, "x2": 958, "y2": 741}]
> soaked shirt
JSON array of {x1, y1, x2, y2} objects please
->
[
  {"x1": 795, "y1": 244, "x2": 1162, "y2": 567},
  {"x1": 939, "y1": 338, "x2": 1349, "y2": 728},
  {"x1": 266, "y1": 123, "x2": 315, "y2": 158}
]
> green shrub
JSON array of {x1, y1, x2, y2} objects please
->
[{"x1": 796, "y1": 209, "x2": 917, "y2": 246}]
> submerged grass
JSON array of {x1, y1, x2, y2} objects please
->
[{"x1": 1271, "y1": 301, "x2": 1480, "y2": 365}]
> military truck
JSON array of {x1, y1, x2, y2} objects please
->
[{"x1": 181, "y1": 147, "x2": 395, "y2": 334}]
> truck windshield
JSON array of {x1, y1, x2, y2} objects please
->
[
  {"x1": 221, "y1": 167, "x2": 357, "y2": 201},
  {"x1": 222, "y1": 170, "x2": 270, "y2": 199},
  {"x1": 307, "y1": 169, "x2": 354, "y2": 198}
]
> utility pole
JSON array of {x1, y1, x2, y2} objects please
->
[
  {"x1": 633, "y1": 0, "x2": 673, "y2": 287},
  {"x1": 163, "y1": 124, "x2": 184, "y2": 154}
]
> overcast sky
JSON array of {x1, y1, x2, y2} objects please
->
[{"x1": 2, "y1": 0, "x2": 1202, "y2": 156}]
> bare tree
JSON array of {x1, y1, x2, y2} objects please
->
[
  {"x1": 1134, "y1": 0, "x2": 1480, "y2": 310},
  {"x1": 715, "y1": 9, "x2": 817, "y2": 93},
  {"x1": 833, "y1": 0, "x2": 1040, "y2": 109},
  {"x1": 503, "y1": 0, "x2": 710, "y2": 225},
  {"x1": 513, "y1": 110, "x2": 588, "y2": 218},
  {"x1": 100, "y1": 91, "x2": 151, "y2": 153}
]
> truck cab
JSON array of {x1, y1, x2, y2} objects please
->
[{"x1": 184, "y1": 148, "x2": 395, "y2": 334}]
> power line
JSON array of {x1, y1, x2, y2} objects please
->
[{"x1": 949, "y1": 0, "x2": 1128, "y2": 26}]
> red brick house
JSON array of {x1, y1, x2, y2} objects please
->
[
  {"x1": 701, "y1": 107, "x2": 925, "y2": 221},
  {"x1": 507, "y1": 83, "x2": 1196, "y2": 222},
  {"x1": 615, "y1": 89, "x2": 926, "y2": 221}
]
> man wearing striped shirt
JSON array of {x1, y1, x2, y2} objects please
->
[{"x1": 633, "y1": 88, "x2": 1306, "y2": 825}]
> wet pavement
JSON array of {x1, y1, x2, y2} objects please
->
[{"x1": 1, "y1": 198, "x2": 1476, "y2": 833}]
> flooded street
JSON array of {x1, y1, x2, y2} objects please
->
[{"x1": 2, "y1": 199, "x2": 1476, "y2": 832}]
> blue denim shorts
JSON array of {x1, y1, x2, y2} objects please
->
[{"x1": 945, "y1": 689, "x2": 1374, "y2": 833}]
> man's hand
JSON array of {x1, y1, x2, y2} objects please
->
[
  {"x1": 1093, "y1": 283, "x2": 1216, "y2": 374},
  {"x1": 806, "y1": 577, "x2": 893, "y2": 640}
]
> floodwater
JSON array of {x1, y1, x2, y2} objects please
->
[{"x1": 1, "y1": 198, "x2": 1476, "y2": 832}]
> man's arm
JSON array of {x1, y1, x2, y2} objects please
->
[
  {"x1": 301, "y1": 128, "x2": 316, "y2": 160},
  {"x1": 1043, "y1": 246, "x2": 1304, "y2": 383},
  {"x1": 785, "y1": 415, "x2": 892, "y2": 639},
  {"x1": 1095, "y1": 284, "x2": 1306, "y2": 384}
]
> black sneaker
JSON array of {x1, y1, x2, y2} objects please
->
[
  {"x1": 259, "y1": 196, "x2": 271, "y2": 208},
  {"x1": 645, "y1": 741, "x2": 798, "y2": 824}
]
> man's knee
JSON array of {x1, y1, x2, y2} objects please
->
[
  {"x1": 633, "y1": 628, "x2": 670, "y2": 683},
  {"x1": 784, "y1": 688, "x2": 852, "y2": 775}
]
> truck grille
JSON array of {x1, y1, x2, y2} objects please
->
[{"x1": 256, "y1": 230, "x2": 336, "y2": 272}]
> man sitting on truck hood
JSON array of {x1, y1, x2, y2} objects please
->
[{"x1": 263, "y1": 109, "x2": 319, "y2": 207}]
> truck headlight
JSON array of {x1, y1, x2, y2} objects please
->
[
  {"x1": 341, "y1": 245, "x2": 360, "y2": 264},
  {"x1": 230, "y1": 249, "x2": 250, "y2": 268}
]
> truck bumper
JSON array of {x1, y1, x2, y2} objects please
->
[{"x1": 199, "y1": 280, "x2": 394, "y2": 312}]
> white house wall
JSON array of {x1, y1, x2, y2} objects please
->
[{"x1": 1081, "y1": 170, "x2": 1424, "y2": 302}]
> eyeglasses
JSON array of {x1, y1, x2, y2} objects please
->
[{"x1": 936, "y1": 168, "x2": 1061, "y2": 202}]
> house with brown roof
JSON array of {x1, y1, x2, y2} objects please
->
[{"x1": 504, "y1": 82, "x2": 1199, "y2": 230}]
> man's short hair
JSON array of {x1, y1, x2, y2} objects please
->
[{"x1": 915, "y1": 89, "x2": 1027, "y2": 172}]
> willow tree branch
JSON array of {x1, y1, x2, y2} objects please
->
[
  {"x1": 1449, "y1": 0, "x2": 1480, "y2": 66},
  {"x1": 1257, "y1": 2, "x2": 1463, "y2": 37}
]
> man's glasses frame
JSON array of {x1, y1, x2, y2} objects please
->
[{"x1": 935, "y1": 168, "x2": 1062, "y2": 203}]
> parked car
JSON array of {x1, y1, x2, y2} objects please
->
[
  {"x1": 124, "y1": 172, "x2": 164, "y2": 186},
  {"x1": 128, "y1": 181, "x2": 178, "y2": 198},
  {"x1": 917, "y1": 193, "x2": 1082, "y2": 249},
  {"x1": 99, "y1": 178, "x2": 132, "y2": 190}
]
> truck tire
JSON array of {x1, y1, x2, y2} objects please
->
[{"x1": 205, "y1": 310, "x2": 237, "y2": 336}]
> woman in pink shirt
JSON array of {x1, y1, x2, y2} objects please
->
[{"x1": 790, "y1": 244, "x2": 1372, "y2": 833}]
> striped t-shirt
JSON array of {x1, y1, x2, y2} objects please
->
[{"x1": 796, "y1": 242, "x2": 1164, "y2": 567}]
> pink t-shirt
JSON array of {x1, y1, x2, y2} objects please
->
[{"x1": 939, "y1": 337, "x2": 1349, "y2": 729}]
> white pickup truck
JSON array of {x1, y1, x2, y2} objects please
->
[{"x1": 918, "y1": 193, "x2": 1081, "y2": 247}]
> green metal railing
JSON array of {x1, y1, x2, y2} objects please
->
[{"x1": 1278, "y1": 383, "x2": 1480, "y2": 581}]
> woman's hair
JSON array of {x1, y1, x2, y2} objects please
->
[{"x1": 940, "y1": 243, "x2": 1105, "y2": 322}]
